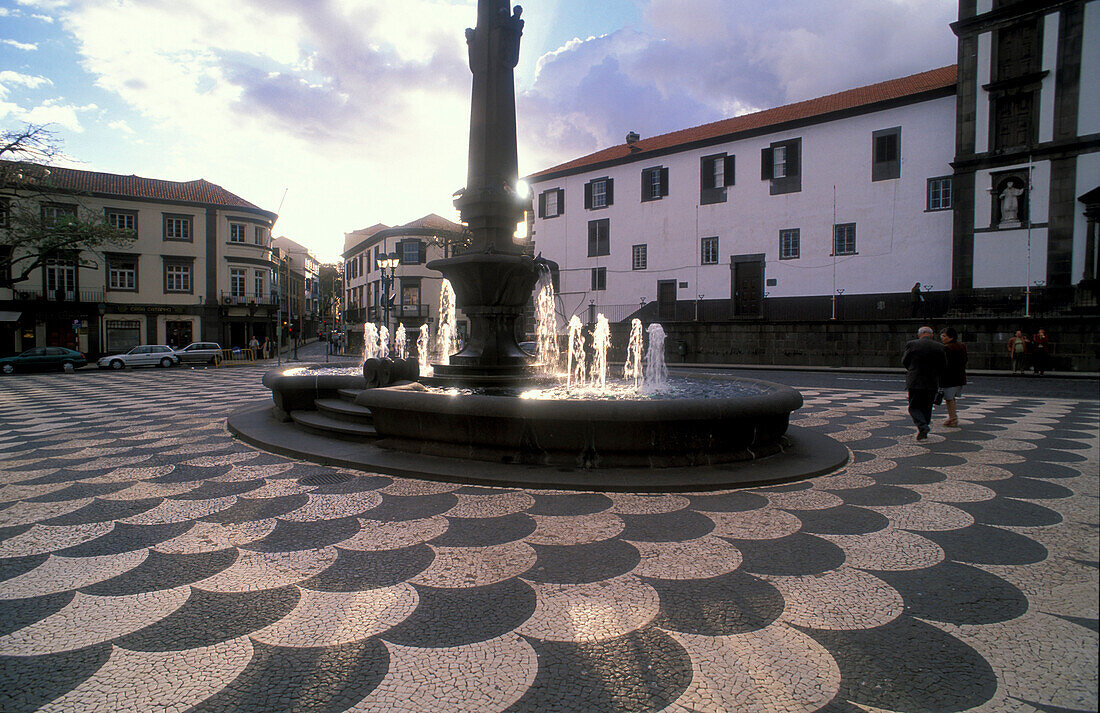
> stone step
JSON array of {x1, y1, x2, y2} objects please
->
[
  {"x1": 337, "y1": 388, "x2": 363, "y2": 403},
  {"x1": 290, "y1": 409, "x2": 378, "y2": 441},
  {"x1": 316, "y1": 397, "x2": 374, "y2": 424}
]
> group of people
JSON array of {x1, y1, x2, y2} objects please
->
[
  {"x1": 902, "y1": 326, "x2": 968, "y2": 441},
  {"x1": 1007, "y1": 328, "x2": 1054, "y2": 375}
]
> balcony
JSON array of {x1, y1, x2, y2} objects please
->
[
  {"x1": 12, "y1": 287, "x2": 106, "y2": 303},
  {"x1": 219, "y1": 291, "x2": 278, "y2": 307}
]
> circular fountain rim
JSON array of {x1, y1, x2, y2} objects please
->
[{"x1": 233, "y1": 372, "x2": 849, "y2": 492}]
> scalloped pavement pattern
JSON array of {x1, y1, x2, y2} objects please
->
[{"x1": 0, "y1": 367, "x2": 1097, "y2": 713}]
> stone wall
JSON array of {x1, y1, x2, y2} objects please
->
[{"x1": 610, "y1": 316, "x2": 1100, "y2": 372}]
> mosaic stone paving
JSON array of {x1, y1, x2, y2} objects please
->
[{"x1": 0, "y1": 367, "x2": 1096, "y2": 713}]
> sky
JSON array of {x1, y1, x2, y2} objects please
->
[{"x1": 0, "y1": 0, "x2": 958, "y2": 263}]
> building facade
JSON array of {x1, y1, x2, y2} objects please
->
[
  {"x1": 527, "y1": 68, "x2": 959, "y2": 324},
  {"x1": 951, "y1": 0, "x2": 1099, "y2": 304},
  {"x1": 342, "y1": 214, "x2": 468, "y2": 352},
  {"x1": 0, "y1": 162, "x2": 278, "y2": 355},
  {"x1": 527, "y1": 0, "x2": 1099, "y2": 327},
  {"x1": 272, "y1": 236, "x2": 322, "y2": 341}
]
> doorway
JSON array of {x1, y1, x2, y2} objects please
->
[
  {"x1": 657, "y1": 280, "x2": 677, "y2": 321},
  {"x1": 731, "y1": 256, "x2": 765, "y2": 317}
]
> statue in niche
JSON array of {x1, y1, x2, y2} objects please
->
[{"x1": 999, "y1": 178, "x2": 1025, "y2": 227}]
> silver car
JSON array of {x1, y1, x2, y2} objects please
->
[
  {"x1": 98, "y1": 345, "x2": 180, "y2": 370},
  {"x1": 174, "y1": 342, "x2": 224, "y2": 365}
]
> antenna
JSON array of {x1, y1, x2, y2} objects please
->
[{"x1": 276, "y1": 188, "x2": 289, "y2": 216}]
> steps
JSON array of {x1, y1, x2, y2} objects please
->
[{"x1": 289, "y1": 388, "x2": 378, "y2": 441}]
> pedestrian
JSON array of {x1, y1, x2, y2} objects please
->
[
  {"x1": 910, "y1": 282, "x2": 924, "y2": 318},
  {"x1": 248, "y1": 335, "x2": 260, "y2": 356},
  {"x1": 939, "y1": 327, "x2": 967, "y2": 427},
  {"x1": 902, "y1": 326, "x2": 948, "y2": 441},
  {"x1": 1007, "y1": 330, "x2": 1030, "y2": 374},
  {"x1": 1031, "y1": 328, "x2": 1052, "y2": 375},
  {"x1": 261, "y1": 337, "x2": 271, "y2": 359}
]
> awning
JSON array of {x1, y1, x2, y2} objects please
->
[{"x1": 0, "y1": 311, "x2": 23, "y2": 322}]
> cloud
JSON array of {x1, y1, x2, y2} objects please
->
[
  {"x1": 518, "y1": 0, "x2": 956, "y2": 171},
  {"x1": 32, "y1": 14, "x2": 55, "y2": 23},
  {"x1": 0, "y1": 71, "x2": 53, "y2": 100},
  {"x1": 2, "y1": 39, "x2": 39, "y2": 50},
  {"x1": 107, "y1": 119, "x2": 133, "y2": 134}
]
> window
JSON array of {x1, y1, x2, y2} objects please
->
[
  {"x1": 780, "y1": 229, "x2": 800, "y2": 260},
  {"x1": 833, "y1": 223, "x2": 857, "y2": 255},
  {"x1": 699, "y1": 153, "x2": 734, "y2": 205},
  {"x1": 0, "y1": 199, "x2": 9, "y2": 228},
  {"x1": 587, "y1": 219, "x2": 609, "y2": 257},
  {"x1": 45, "y1": 257, "x2": 76, "y2": 296},
  {"x1": 108, "y1": 256, "x2": 137, "y2": 291},
  {"x1": 761, "y1": 138, "x2": 801, "y2": 194},
  {"x1": 164, "y1": 214, "x2": 192, "y2": 241},
  {"x1": 106, "y1": 209, "x2": 136, "y2": 232},
  {"x1": 165, "y1": 263, "x2": 192, "y2": 293},
  {"x1": 872, "y1": 128, "x2": 901, "y2": 181},
  {"x1": 254, "y1": 270, "x2": 265, "y2": 299},
  {"x1": 401, "y1": 282, "x2": 420, "y2": 308},
  {"x1": 994, "y1": 92, "x2": 1035, "y2": 150},
  {"x1": 0, "y1": 245, "x2": 10, "y2": 286},
  {"x1": 230, "y1": 268, "x2": 246, "y2": 297},
  {"x1": 254, "y1": 226, "x2": 267, "y2": 246},
  {"x1": 230, "y1": 223, "x2": 246, "y2": 243},
  {"x1": 584, "y1": 177, "x2": 614, "y2": 209},
  {"x1": 632, "y1": 244, "x2": 647, "y2": 271},
  {"x1": 927, "y1": 177, "x2": 952, "y2": 211},
  {"x1": 401, "y1": 240, "x2": 422, "y2": 264},
  {"x1": 641, "y1": 166, "x2": 669, "y2": 202},
  {"x1": 591, "y1": 267, "x2": 606, "y2": 291},
  {"x1": 701, "y1": 236, "x2": 719, "y2": 265},
  {"x1": 538, "y1": 188, "x2": 565, "y2": 218},
  {"x1": 42, "y1": 204, "x2": 76, "y2": 225}
]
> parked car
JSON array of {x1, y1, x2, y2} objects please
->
[
  {"x1": 518, "y1": 341, "x2": 537, "y2": 356},
  {"x1": 0, "y1": 347, "x2": 87, "y2": 374},
  {"x1": 173, "y1": 342, "x2": 224, "y2": 365},
  {"x1": 98, "y1": 345, "x2": 180, "y2": 370}
]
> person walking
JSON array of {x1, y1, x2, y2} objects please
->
[
  {"x1": 1031, "y1": 328, "x2": 1052, "y2": 375},
  {"x1": 940, "y1": 327, "x2": 967, "y2": 427},
  {"x1": 902, "y1": 326, "x2": 948, "y2": 441},
  {"x1": 248, "y1": 335, "x2": 260, "y2": 357},
  {"x1": 1007, "y1": 330, "x2": 1030, "y2": 374}
]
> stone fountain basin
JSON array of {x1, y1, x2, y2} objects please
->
[
  {"x1": 262, "y1": 367, "x2": 366, "y2": 420},
  {"x1": 355, "y1": 377, "x2": 804, "y2": 468}
]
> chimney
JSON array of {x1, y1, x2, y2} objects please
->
[{"x1": 626, "y1": 131, "x2": 641, "y2": 151}]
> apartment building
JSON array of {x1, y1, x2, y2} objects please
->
[{"x1": 0, "y1": 161, "x2": 278, "y2": 355}]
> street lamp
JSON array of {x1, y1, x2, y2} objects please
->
[{"x1": 377, "y1": 251, "x2": 401, "y2": 341}]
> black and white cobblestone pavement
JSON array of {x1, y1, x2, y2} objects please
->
[{"x1": 0, "y1": 367, "x2": 1096, "y2": 712}]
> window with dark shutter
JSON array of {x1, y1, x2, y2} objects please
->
[
  {"x1": 538, "y1": 188, "x2": 564, "y2": 218},
  {"x1": 587, "y1": 219, "x2": 609, "y2": 257},
  {"x1": 872, "y1": 127, "x2": 901, "y2": 181},
  {"x1": 700, "y1": 153, "x2": 730, "y2": 205},
  {"x1": 763, "y1": 139, "x2": 801, "y2": 195},
  {"x1": 641, "y1": 167, "x2": 668, "y2": 202},
  {"x1": 585, "y1": 177, "x2": 613, "y2": 209},
  {"x1": 591, "y1": 267, "x2": 606, "y2": 291}
]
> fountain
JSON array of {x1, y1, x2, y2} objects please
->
[
  {"x1": 246, "y1": 0, "x2": 844, "y2": 488},
  {"x1": 394, "y1": 324, "x2": 407, "y2": 361}
]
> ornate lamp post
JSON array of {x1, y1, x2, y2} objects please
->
[{"x1": 377, "y1": 252, "x2": 400, "y2": 341}]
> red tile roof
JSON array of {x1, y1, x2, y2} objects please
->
[
  {"x1": 1, "y1": 159, "x2": 274, "y2": 216},
  {"x1": 528, "y1": 65, "x2": 957, "y2": 180}
]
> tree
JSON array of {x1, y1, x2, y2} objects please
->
[
  {"x1": 1, "y1": 123, "x2": 136, "y2": 288},
  {"x1": 318, "y1": 263, "x2": 343, "y2": 328}
]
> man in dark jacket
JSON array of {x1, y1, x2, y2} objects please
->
[{"x1": 902, "y1": 326, "x2": 948, "y2": 440}]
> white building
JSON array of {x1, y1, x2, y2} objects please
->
[
  {"x1": 272, "y1": 236, "x2": 321, "y2": 339},
  {"x1": 342, "y1": 214, "x2": 468, "y2": 350},
  {"x1": 527, "y1": 67, "x2": 959, "y2": 323}
]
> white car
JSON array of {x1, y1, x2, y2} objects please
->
[{"x1": 98, "y1": 345, "x2": 180, "y2": 370}]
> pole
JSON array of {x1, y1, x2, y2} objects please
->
[
  {"x1": 831, "y1": 185, "x2": 838, "y2": 320},
  {"x1": 1024, "y1": 156, "x2": 1033, "y2": 318}
]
